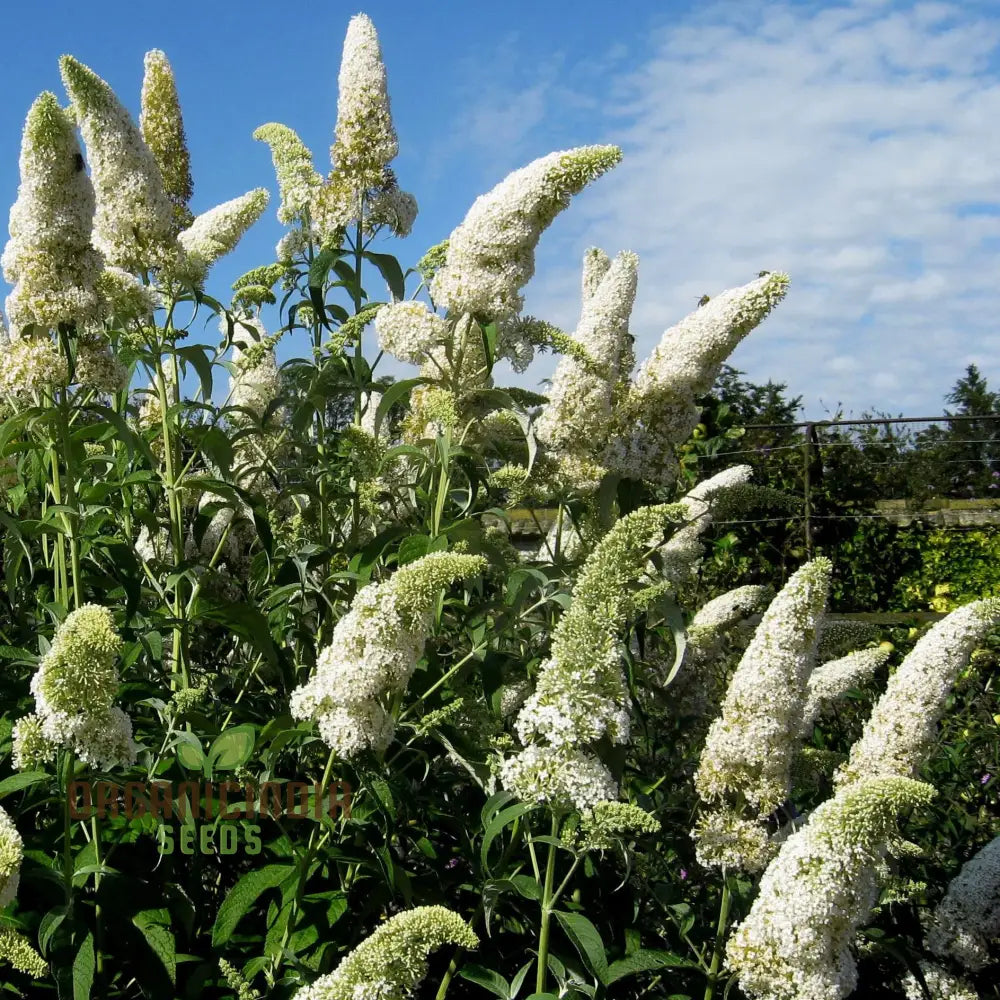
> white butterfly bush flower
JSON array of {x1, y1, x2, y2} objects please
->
[
  {"x1": 313, "y1": 13, "x2": 415, "y2": 241},
  {"x1": 139, "y1": 49, "x2": 193, "y2": 233},
  {"x1": 536, "y1": 249, "x2": 638, "y2": 460},
  {"x1": 925, "y1": 834, "x2": 1000, "y2": 970},
  {"x1": 694, "y1": 559, "x2": 831, "y2": 870},
  {"x1": 21, "y1": 604, "x2": 136, "y2": 770},
  {"x1": 727, "y1": 776, "x2": 936, "y2": 1000},
  {"x1": 253, "y1": 123, "x2": 323, "y2": 226},
  {"x1": 901, "y1": 963, "x2": 977, "y2": 1000},
  {"x1": 800, "y1": 646, "x2": 891, "y2": 734},
  {"x1": 500, "y1": 745, "x2": 618, "y2": 813},
  {"x1": 612, "y1": 272, "x2": 789, "y2": 483},
  {"x1": 0, "y1": 808, "x2": 46, "y2": 978},
  {"x1": 687, "y1": 584, "x2": 773, "y2": 653},
  {"x1": 659, "y1": 465, "x2": 752, "y2": 583},
  {"x1": 177, "y1": 188, "x2": 269, "y2": 285},
  {"x1": 506, "y1": 503, "x2": 685, "y2": 811},
  {"x1": 2, "y1": 91, "x2": 104, "y2": 334},
  {"x1": 290, "y1": 552, "x2": 485, "y2": 758},
  {"x1": 430, "y1": 145, "x2": 623, "y2": 320},
  {"x1": 226, "y1": 319, "x2": 283, "y2": 420},
  {"x1": 291, "y1": 905, "x2": 478, "y2": 1000},
  {"x1": 60, "y1": 55, "x2": 177, "y2": 272},
  {"x1": 374, "y1": 300, "x2": 448, "y2": 364},
  {"x1": 835, "y1": 598, "x2": 1000, "y2": 788},
  {"x1": 0, "y1": 335, "x2": 68, "y2": 400}
]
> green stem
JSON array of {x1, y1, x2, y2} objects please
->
[
  {"x1": 703, "y1": 878, "x2": 733, "y2": 1000},
  {"x1": 62, "y1": 751, "x2": 74, "y2": 906},
  {"x1": 91, "y1": 814, "x2": 104, "y2": 977},
  {"x1": 535, "y1": 814, "x2": 560, "y2": 994}
]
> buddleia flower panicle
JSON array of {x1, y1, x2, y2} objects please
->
[
  {"x1": 374, "y1": 300, "x2": 448, "y2": 364},
  {"x1": 800, "y1": 646, "x2": 891, "y2": 733},
  {"x1": 925, "y1": 834, "x2": 1000, "y2": 970},
  {"x1": 176, "y1": 188, "x2": 269, "y2": 285},
  {"x1": 901, "y1": 963, "x2": 977, "y2": 1000},
  {"x1": 430, "y1": 145, "x2": 623, "y2": 320},
  {"x1": 2, "y1": 91, "x2": 103, "y2": 333},
  {"x1": 835, "y1": 598, "x2": 1000, "y2": 788},
  {"x1": 536, "y1": 249, "x2": 638, "y2": 460},
  {"x1": 253, "y1": 123, "x2": 323, "y2": 226},
  {"x1": 499, "y1": 745, "x2": 619, "y2": 814},
  {"x1": 571, "y1": 801, "x2": 659, "y2": 851},
  {"x1": 658, "y1": 465, "x2": 753, "y2": 584},
  {"x1": 0, "y1": 334, "x2": 69, "y2": 400},
  {"x1": 74, "y1": 332, "x2": 129, "y2": 394},
  {"x1": 687, "y1": 584, "x2": 773, "y2": 658},
  {"x1": 218, "y1": 958, "x2": 260, "y2": 1000},
  {"x1": 581, "y1": 246, "x2": 612, "y2": 301},
  {"x1": 292, "y1": 905, "x2": 477, "y2": 1000},
  {"x1": 694, "y1": 559, "x2": 831, "y2": 869},
  {"x1": 313, "y1": 14, "x2": 415, "y2": 241},
  {"x1": 727, "y1": 776, "x2": 935, "y2": 1000},
  {"x1": 139, "y1": 49, "x2": 193, "y2": 233},
  {"x1": 11, "y1": 713, "x2": 57, "y2": 770},
  {"x1": 0, "y1": 806, "x2": 24, "y2": 908},
  {"x1": 25, "y1": 604, "x2": 137, "y2": 770},
  {"x1": 615, "y1": 272, "x2": 789, "y2": 483},
  {"x1": 516, "y1": 503, "x2": 687, "y2": 750},
  {"x1": 59, "y1": 55, "x2": 177, "y2": 272},
  {"x1": 0, "y1": 807, "x2": 48, "y2": 977},
  {"x1": 290, "y1": 553, "x2": 485, "y2": 758},
  {"x1": 0, "y1": 927, "x2": 47, "y2": 979},
  {"x1": 98, "y1": 266, "x2": 161, "y2": 322}
]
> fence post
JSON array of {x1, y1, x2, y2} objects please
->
[{"x1": 803, "y1": 422, "x2": 814, "y2": 558}]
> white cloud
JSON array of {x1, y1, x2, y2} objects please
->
[{"x1": 457, "y1": 0, "x2": 1000, "y2": 417}]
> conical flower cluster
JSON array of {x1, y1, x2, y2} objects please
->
[
  {"x1": 139, "y1": 49, "x2": 193, "y2": 233},
  {"x1": 506, "y1": 503, "x2": 685, "y2": 811},
  {"x1": 694, "y1": 559, "x2": 831, "y2": 870},
  {"x1": 0, "y1": 806, "x2": 45, "y2": 978},
  {"x1": 292, "y1": 906, "x2": 477, "y2": 1000},
  {"x1": 60, "y1": 55, "x2": 177, "y2": 272},
  {"x1": 611, "y1": 272, "x2": 790, "y2": 483},
  {"x1": 727, "y1": 776, "x2": 935, "y2": 1000},
  {"x1": 430, "y1": 146, "x2": 623, "y2": 320},
  {"x1": 536, "y1": 249, "x2": 638, "y2": 459},
  {"x1": 177, "y1": 188, "x2": 269, "y2": 285},
  {"x1": 2, "y1": 92, "x2": 103, "y2": 333},
  {"x1": 20, "y1": 604, "x2": 136, "y2": 770},
  {"x1": 800, "y1": 646, "x2": 891, "y2": 734},
  {"x1": 926, "y1": 834, "x2": 1000, "y2": 970},
  {"x1": 290, "y1": 553, "x2": 485, "y2": 757},
  {"x1": 836, "y1": 598, "x2": 1000, "y2": 787}
]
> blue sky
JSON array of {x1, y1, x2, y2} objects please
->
[{"x1": 3, "y1": 0, "x2": 1000, "y2": 417}]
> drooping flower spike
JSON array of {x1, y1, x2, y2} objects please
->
[
  {"x1": 60, "y1": 55, "x2": 177, "y2": 272},
  {"x1": 430, "y1": 145, "x2": 623, "y2": 320},
  {"x1": 1, "y1": 91, "x2": 103, "y2": 334},
  {"x1": 291, "y1": 905, "x2": 477, "y2": 1000}
]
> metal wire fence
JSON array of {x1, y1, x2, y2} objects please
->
[{"x1": 696, "y1": 413, "x2": 1000, "y2": 558}]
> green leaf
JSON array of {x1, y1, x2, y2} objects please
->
[
  {"x1": 480, "y1": 803, "x2": 536, "y2": 874},
  {"x1": 208, "y1": 724, "x2": 256, "y2": 771},
  {"x1": 459, "y1": 963, "x2": 510, "y2": 998},
  {"x1": 175, "y1": 739, "x2": 205, "y2": 772},
  {"x1": 397, "y1": 534, "x2": 430, "y2": 565},
  {"x1": 553, "y1": 910, "x2": 608, "y2": 985},
  {"x1": 212, "y1": 864, "x2": 296, "y2": 947},
  {"x1": 605, "y1": 950, "x2": 697, "y2": 983},
  {"x1": 364, "y1": 251, "x2": 406, "y2": 301},
  {"x1": 374, "y1": 377, "x2": 424, "y2": 437},
  {"x1": 0, "y1": 771, "x2": 48, "y2": 799},
  {"x1": 72, "y1": 931, "x2": 94, "y2": 1000},
  {"x1": 132, "y1": 910, "x2": 176, "y2": 986}
]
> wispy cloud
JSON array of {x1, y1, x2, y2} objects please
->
[{"x1": 454, "y1": 0, "x2": 1000, "y2": 416}]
